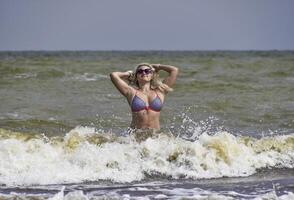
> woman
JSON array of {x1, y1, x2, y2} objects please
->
[{"x1": 110, "y1": 63, "x2": 179, "y2": 131}]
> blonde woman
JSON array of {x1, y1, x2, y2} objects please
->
[{"x1": 110, "y1": 63, "x2": 179, "y2": 131}]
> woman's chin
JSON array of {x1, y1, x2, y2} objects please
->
[{"x1": 138, "y1": 77, "x2": 151, "y2": 82}]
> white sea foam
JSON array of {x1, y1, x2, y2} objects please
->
[
  {"x1": 1, "y1": 188, "x2": 293, "y2": 200},
  {"x1": 47, "y1": 188, "x2": 294, "y2": 200},
  {"x1": 253, "y1": 192, "x2": 294, "y2": 200},
  {"x1": 14, "y1": 72, "x2": 37, "y2": 79},
  {"x1": 67, "y1": 73, "x2": 108, "y2": 82},
  {"x1": 47, "y1": 186, "x2": 234, "y2": 200},
  {"x1": 0, "y1": 127, "x2": 293, "y2": 186}
]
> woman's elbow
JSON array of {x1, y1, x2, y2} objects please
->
[
  {"x1": 110, "y1": 72, "x2": 117, "y2": 79},
  {"x1": 173, "y1": 67, "x2": 179, "y2": 75},
  {"x1": 110, "y1": 72, "x2": 117, "y2": 83}
]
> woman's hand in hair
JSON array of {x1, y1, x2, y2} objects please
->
[{"x1": 151, "y1": 64, "x2": 161, "y2": 72}]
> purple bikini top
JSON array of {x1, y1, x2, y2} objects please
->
[{"x1": 131, "y1": 90, "x2": 163, "y2": 112}]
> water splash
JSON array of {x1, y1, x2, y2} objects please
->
[{"x1": 0, "y1": 127, "x2": 293, "y2": 186}]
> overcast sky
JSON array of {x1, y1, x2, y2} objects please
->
[{"x1": 1, "y1": 0, "x2": 294, "y2": 51}]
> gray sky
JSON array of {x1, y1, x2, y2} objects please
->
[{"x1": 1, "y1": 0, "x2": 294, "y2": 51}]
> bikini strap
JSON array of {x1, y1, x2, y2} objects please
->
[{"x1": 134, "y1": 89, "x2": 139, "y2": 95}]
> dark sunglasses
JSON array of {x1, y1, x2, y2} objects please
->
[{"x1": 137, "y1": 68, "x2": 153, "y2": 75}]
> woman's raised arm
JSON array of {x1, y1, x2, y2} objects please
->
[
  {"x1": 110, "y1": 71, "x2": 133, "y2": 97},
  {"x1": 152, "y1": 64, "x2": 179, "y2": 87}
]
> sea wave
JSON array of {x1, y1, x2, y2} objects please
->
[{"x1": 0, "y1": 127, "x2": 293, "y2": 186}]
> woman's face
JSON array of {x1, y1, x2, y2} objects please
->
[{"x1": 136, "y1": 66, "x2": 153, "y2": 82}]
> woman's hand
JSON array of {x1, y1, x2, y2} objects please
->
[
  {"x1": 151, "y1": 64, "x2": 161, "y2": 72},
  {"x1": 126, "y1": 70, "x2": 134, "y2": 81},
  {"x1": 116, "y1": 70, "x2": 133, "y2": 80}
]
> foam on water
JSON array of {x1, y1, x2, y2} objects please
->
[
  {"x1": 1, "y1": 186, "x2": 293, "y2": 200},
  {"x1": 65, "y1": 72, "x2": 108, "y2": 82},
  {"x1": 14, "y1": 72, "x2": 37, "y2": 79},
  {"x1": 0, "y1": 127, "x2": 293, "y2": 186},
  {"x1": 46, "y1": 187, "x2": 236, "y2": 200}
]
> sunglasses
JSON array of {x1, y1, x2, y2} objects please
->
[{"x1": 136, "y1": 68, "x2": 153, "y2": 75}]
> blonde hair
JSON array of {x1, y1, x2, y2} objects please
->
[{"x1": 129, "y1": 63, "x2": 173, "y2": 93}]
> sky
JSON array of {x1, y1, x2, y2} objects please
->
[{"x1": 1, "y1": 0, "x2": 294, "y2": 51}]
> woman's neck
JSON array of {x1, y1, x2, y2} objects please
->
[{"x1": 138, "y1": 82, "x2": 151, "y2": 92}]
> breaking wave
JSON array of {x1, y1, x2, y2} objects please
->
[{"x1": 0, "y1": 127, "x2": 293, "y2": 186}]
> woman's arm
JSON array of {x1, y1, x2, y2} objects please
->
[
  {"x1": 152, "y1": 64, "x2": 179, "y2": 87},
  {"x1": 110, "y1": 71, "x2": 133, "y2": 97}
]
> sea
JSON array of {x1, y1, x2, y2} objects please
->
[{"x1": 0, "y1": 51, "x2": 293, "y2": 199}]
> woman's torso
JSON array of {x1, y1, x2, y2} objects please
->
[{"x1": 128, "y1": 89, "x2": 164, "y2": 129}]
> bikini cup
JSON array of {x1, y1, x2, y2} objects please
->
[{"x1": 131, "y1": 92, "x2": 163, "y2": 112}]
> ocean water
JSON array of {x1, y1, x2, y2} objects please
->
[{"x1": 0, "y1": 51, "x2": 293, "y2": 199}]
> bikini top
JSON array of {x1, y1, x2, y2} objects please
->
[{"x1": 131, "y1": 90, "x2": 163, "y2": 112}]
